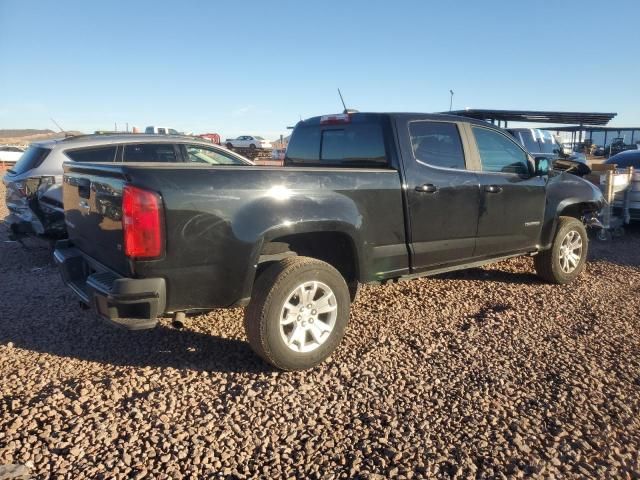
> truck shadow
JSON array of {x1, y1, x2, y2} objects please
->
[
  {"x1": 1, "y1": 306, "x2": 273, "y2": 374},
  {"x1": 436, "y1": 267, "x2": 540, "y2": 285}
]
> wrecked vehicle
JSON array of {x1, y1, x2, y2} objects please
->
[
  {"x1": 54, "y1": 112, "x2": 605, "y2": 371},
  {"x1": 3, "y1": 144, "x2": 65, "y2": 239},
  {"x1": 2, "y1": 134, "x2": 253, "y2": 240}
]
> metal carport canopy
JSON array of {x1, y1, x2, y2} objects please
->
[{"x1": 445, "y1": 109, "x2": 617, "y2": 126}]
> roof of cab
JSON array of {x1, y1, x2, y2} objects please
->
[{"x1": 300, "y1": 112, "x2": 495, "y2": 127}]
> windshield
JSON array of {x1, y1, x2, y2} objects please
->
[
  {"x1": 254, "y1": 136, "x2": 265, "y2": 140},
  {"x1": 537, "y1": 130, "x2": 558, "y2": 154},
  {"x1": 514, "y1": 130, "x2": 539, "y2": 153},
  {"x1": 512, "y1": 129, "x2": 558, "y2": 155},
  {"x1": 7, "y1": 146, "x2": 51, "y2": 175}
]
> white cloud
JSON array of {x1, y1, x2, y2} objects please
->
[{"x1": 231, "y1": 105, "x2": 253, "y2": 118}]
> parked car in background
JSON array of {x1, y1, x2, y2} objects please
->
[
  {"x1": 54, "y1": 112, "x2": 603, "y2": 370},
  {"x1": 606, "y1": 150, "x2": 640, "y2": 220},
  {"x1": 145, "y1": 126, "x2": 180, "y2": 135},
  {"x1": 225, "y1": 135, "x2": 272, "y2": 150},
  {"x1": 2, "y1": 134, "x2": 252, "y2": 239},
  {"x1": 608, "y1": 137, "x2": 639, "y2": 157},
  {"x1": 0, "y1": 145, "x2": 25, "y2": 164},
  {"x1": 507, "y1": 128, "x2": 587, "y2": 164}
]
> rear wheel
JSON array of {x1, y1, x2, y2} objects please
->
[
  {"x1": 244, "y1": 256, "x2": 350, "y2": 370},
  {"x1": 534, "y1": 216, "x2": 588, "y2": 284}
]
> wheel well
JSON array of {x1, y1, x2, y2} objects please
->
[
  {"x1": 259, "y1": 232, "x2": 358, "y2": 284},
  {"x1": 559, "y1": 202, "x2": 598, "y2": 220}
]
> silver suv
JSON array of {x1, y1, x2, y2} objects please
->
[{"x1": 3, "y1": 134, "x2": 252, "y2": 239}]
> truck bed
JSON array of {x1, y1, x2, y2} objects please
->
[{"x1": 61, "y1": 162, "x2": 408, "y2": 312}]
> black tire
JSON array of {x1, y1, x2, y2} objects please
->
[
  {"x1": 249, "y1": 143, "x2": 256, "y2": 150},
  {"x1": 534, "y1": 216, "x2": 588, "y2": 284},
  {"x1": 244, "y1": 256, "x2": 351, "y2": 370},
  {"x1": 348, "y1": 281, "x2": 360, "y2": 302},
  {"x1": 226, "y1": 143, "x2": 233, "y2": 149}
]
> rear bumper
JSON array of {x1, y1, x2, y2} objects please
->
[{"x1": 54, "y1": 241, "x2": 166, "y2": 330}]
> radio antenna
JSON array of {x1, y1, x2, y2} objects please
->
[
  {"x1": 337, "y1": 88, "x2": 348, "y2": 113},
  {"x1": 50, "y1": 117, "x2": 66, "y2": 134}
]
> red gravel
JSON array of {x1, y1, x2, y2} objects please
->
[{"x1": 1, "y1": 182, "x2": 639, "y2": 479}]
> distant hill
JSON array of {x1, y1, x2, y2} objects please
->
[
  {"x1": 0, "y1": 129, "x2": 56, "y2": 137},
  {"x1": 0, "y1": 129, "x2": 84, "y2": 145}
]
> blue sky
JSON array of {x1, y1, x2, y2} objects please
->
[{"x1": 1, "y1": 0, "x2": 639, "y2": 139}]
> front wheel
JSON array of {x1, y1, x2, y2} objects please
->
[
  {"x1": 534, "y1": 216, "x2": 588, "y2": 284},
  {"x1": 226, "y1": 143, "x2": 233, "y2": 149},
  {"x1": 244, "y1": 257, "x2": 351, "y2": 370},
  {"x1": 249, "y1": 143, "x2": 256, "y2": 150}
]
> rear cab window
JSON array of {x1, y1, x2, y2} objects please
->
[
  {"x1": 285, "y1": 117, "x2": 388, "y2": 168},
  {"x1": 7, "y1": 145, "x2": 51, "y2": 175},
  {"x1": 65, "y1": 146, "x2": 117, "y2": 163}
]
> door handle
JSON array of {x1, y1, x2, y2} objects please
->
[
  {"x1": 484, "y1": 185, "x2": 502, "y2": 193},
  {"x1": 415, "y1": 184, "x2": 438, "y2": 193}
]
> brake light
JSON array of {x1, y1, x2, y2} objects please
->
[
  {"x1": 122, "y1": 185, "x2": 163, "y2": 259},
  {"x1": 320, "y1": 113, "x2": 351, "y2": 125}
]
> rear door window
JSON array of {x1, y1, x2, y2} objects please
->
[
  {"x1": 66, "y1": 146, "x2": 117, "y2": 163},
  {"x1": 7, "y1": 146, "x2": 50, "y2": 174},
  {"x1": 286, "y1": 123, "x2": 387, "y2": 167},
  {"x1": 123, "y1": 144, "x2": 178, "y2": 162},
  {"x1": 409, "y1": 121, "x2": 466, "y2": 169}
]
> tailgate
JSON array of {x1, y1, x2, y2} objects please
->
[{"x1": 63, "y1": 164, "x2": 130, "y2": 275}]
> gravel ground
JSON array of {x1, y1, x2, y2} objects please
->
[{"x1": 1, "y1": 181, "x2": 639, "y2": 479}]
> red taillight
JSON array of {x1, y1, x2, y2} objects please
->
[{"x1": 122, "y1": 185, "x2": 163, "y2": 259}]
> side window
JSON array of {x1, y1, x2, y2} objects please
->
[
  {"x1": 123, "y1": 144, "x2": 178, "y2": 162},
  {"x1": 157, "y1": 128, "x2": 166, "y2": 134},
  {"x1": 285, "y1": 126, "x2": 321, "y2": 164},
  {"x1": 66, "y1": 146, "x2": 117, "y2": 162},
  {"x1": 185, "y1": 145, "x2": 246, "y2": 165},
  {"x1": 409, "y1": 121, "x2": 466, "y2": 169},
  {"x1": 145, "y1": 127, "x2": 154, "y2": 134},
  {"x1": 472, "y1": 127, "x2": 530, "y2": 175},
  {"x1": 168, "y1": 129, "x2": 178, "y2": 135}
]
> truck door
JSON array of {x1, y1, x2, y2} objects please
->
[
  {"x1": 396, "y1": 118, "x2": 481, "y2": 269},
  {"x1": 466, "y1": 124, "x2": 546, "y2": 256}
]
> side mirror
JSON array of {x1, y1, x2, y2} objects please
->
[{"x1": 534, "y1": 156, "x2": 550, "y2": 176}]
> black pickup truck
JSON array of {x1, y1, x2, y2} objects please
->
[{"x1": 54, "y1": 112, "x2": 604, "y2": 370}]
